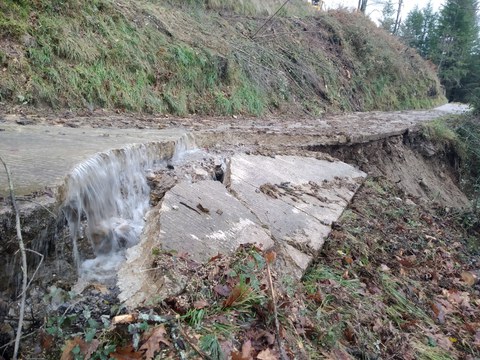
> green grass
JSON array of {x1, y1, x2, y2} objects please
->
[
  {"x1": 199, "y1": 334, "x2": 224, "y2": 360},
  {"x1": 0, "y1": 0, "x2": 445, "y2": 114},
  {"x1": 381, "y1": 274, "x2": 431, "y2": 325}
]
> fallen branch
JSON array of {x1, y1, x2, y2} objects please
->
[
  {"x1": 177, "y1": 326, "x2": 208, "y2": 360},
  {"x1": 1, "y1": 156, "x2": 28, "y2": 360},
  {"x1": 264, "y1": 251, "x2": 288, "y2": 360},
  {"x1": 16, "y1": 249, "x2": 44, "y2": 299}
]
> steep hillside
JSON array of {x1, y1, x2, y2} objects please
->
[{"x1": 0, "y1": 0, "x2": 445, "y2": 115}]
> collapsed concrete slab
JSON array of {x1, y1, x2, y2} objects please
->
[
  {"x1": 118, "y1": 180, "x2": 273, "y2": 307},
  {"x1": 158, "y1": 180, "x2": 274, "y2": 260},
  {"x1": 118, "y1": 154, "x2": 366, "y2": 307},
  {"x1": 229, "y1": 154, "x2": 366, "y2": 274}
]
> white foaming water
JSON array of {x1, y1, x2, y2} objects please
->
[{"x1": 62, "y1": 134, "x2": 196, "y2": 283}]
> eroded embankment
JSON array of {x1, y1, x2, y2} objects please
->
[
  {"x1": 0, "y1": 126, "x2": 469, "y2": 295},
  {"x1": 305, "y1": 130, "x2": 470, "y2": 209}
]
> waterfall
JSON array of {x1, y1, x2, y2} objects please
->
[{"x1": 61, "y1": 134, "x2": 196, "y2": 283}]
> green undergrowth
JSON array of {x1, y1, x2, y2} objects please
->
[
  {"x1": 301, "y1": 178, "x2": 480, "y2": 358},
  {"x1": 423, "y1": 114, "x2": 480, "y2": 215},
  {"x1": 173, "y1": 0, "x2": 314, "y2": 17},
  {"x1": 0, "y1": 0, "x2": 445, "y2": 115}
]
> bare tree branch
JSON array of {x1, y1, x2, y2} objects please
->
[
  {"x1": 0, "y1": 156, "x2": 28, "y2": 360},
  {"x1": 16, "y1": 249, "x2": 44, "y2": 300}
]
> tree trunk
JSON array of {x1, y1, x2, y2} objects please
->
[
  {"x1": 358, "y1": 0, "x2": 367, "y2": 13},
  {"x1": 393, "y1": 0, "x2": 403, "y2": 34}
]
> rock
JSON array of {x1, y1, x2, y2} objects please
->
[
  {"x1": 193, "y1": 167, "x2": 209, "y2": 178},
  {"x1": 16, "y1": 118, "x2": 33, "y2": 125},
  {"x1": 405, "y1": 199, "x2": 416, "y2": 206},
  {"x1": 155, "y1": 180, "x2": 273, "y2": 261}
]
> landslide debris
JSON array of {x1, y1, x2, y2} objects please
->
[{"x1": 0, "y1": 0, "x2": 445, "y2": 115}]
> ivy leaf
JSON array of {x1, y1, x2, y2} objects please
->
[{"x1": 85, "y1": 327, "x2": 96, "y2": 343}]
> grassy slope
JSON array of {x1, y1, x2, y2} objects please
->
[{"x1": 0, "y1": 0, "x2": 445, "y2": 116}]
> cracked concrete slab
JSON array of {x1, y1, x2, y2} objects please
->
[
  {"x1": 157, "y1": 180, "x2": 274, "y2": 260},
  {"x1": 229, "y1": 154, "x2": 366, "y2": 273},
  {"x1": 118, "y1": 180, "x2": 273, "y2": 306},
  {"x1": 118, "y1": 155, "x2": 367, "y2": 307}
]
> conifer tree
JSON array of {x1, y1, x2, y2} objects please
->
[
  {"x1": 400, "y1": 2, "x2": 437, "y2": 57},
  {"x1": 432, "y1": 0, "x2": 479, "y2": 100},
  {"x1": 380, "y1": 0, "x2": 396, "y2": 33}
]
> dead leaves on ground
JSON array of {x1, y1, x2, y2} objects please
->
[
  {"x1": 61, "y1": 325, "x2": 171, "y2": 360},
  {"x1": 223, "y1": 284, "x2": 252, "y2": 307},
  {"x1": 109, "y1": 345, "x2": 143, "y2": 360},
  {"x1": 231, "y1": 340, "x2": 280, "y2": 360},
  {"x1": 60, "y1": 337, "x2": 99, "y2": 360},
  {"x1": 303, "y1": 178, "x2": 480, "y2": 358},
  {"x1": 139, "y1": 325, "x2": 171, "y2": 360}
]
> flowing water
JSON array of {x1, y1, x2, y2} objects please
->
[{"x1": 61, "y1": 134, "x2": 196, "y2": 283}]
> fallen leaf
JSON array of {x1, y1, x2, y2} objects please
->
[
  {"x1": 379, "y1": 264, "x2": 390, "y2": 272},
  {"x1": 112, "y1": 314, "x2": 137, "y2": 325},
  {"x1": 344, "y1": 326, "x2": 356, "y2": 344},
  {"x1": 214, "y1": 284, "x2": 231, "y2": 297},
  {"x1": 208, "y1": 253, "x2": 222, "y2": 262},
  {"x1": 465, "y1": 322, "x2": 478, "y2": 334},
  {"x1": 442, "y1": 289, "x2": 472, "y2": 309},
  {"x1": 400, "y1": 319, "x2": 418, "y2": 331},
  {"x1": 398, "y1": 256, "x2": 416, "y2": 268},
  {"x1": 193, "y1": 299, "x2": 209, "y2": 309},
  {"x1": 39, "y1": 330, "x2": 54, "y2": 351},
  {"x1": 307, "y1": 291, "x2": 323, "y2": 304},
  {"x1": 61, "y1": 337, "x2": 99, "y2": 360},
  {"x1": 264, "y1": 251, "x2": 277, "y2": 264},
  {"x1": 110, "y1": 345, "x2": 143, "y2": 360},
  {"x1": 231, "y1": 340, "x2": 253, "y2": 360},
  {"x1": 223, "y1": 285, "x2": 251, "y2": 307},
  {"x1": 343, "y1": 256, "x2": 353, "y2": 265},
  {"x1": 257, "y1": 348, "x2": 277, "y2": 360},
  {"x1": 461, "y1": 271, "x2": 477, "y2": 286},
  {"x1": 60, "y1": 339, "x2": 80, "y2": 360},
  {"x1": 431, "y1": 302, "x2": 446, "y2": 324},
  {"x1": 140, "y1": 325, "x2": 171, "y2": 360}
]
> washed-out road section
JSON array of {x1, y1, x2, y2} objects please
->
[
  {"x1": 0, "y1": 124, "x2": 189, "y2": 197},
  {"x1": 0, "y1": 103, "x2": 469, "y2": 306}
]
